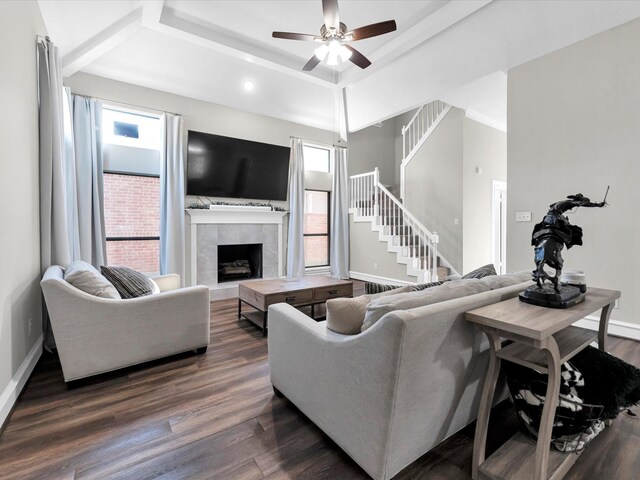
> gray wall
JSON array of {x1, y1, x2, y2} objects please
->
[
  {"x1": 0, "y1": 1, "x2": 47, "y2": 408},
  {"x1": 463, "y1": 117, "x2": 506, "y2": 273},
  {"x1": 347, "y1": 120, "x2": 396, "y2": 186},
  {"x1": 507, "y1": 17, "x2": 640, "y2": 324},
  {"x1": 404, "y1": 108, "x2": 464, "y2": 273},
  {"x1": 349, "y1": 218, "x2": 416, "y2": 284}
]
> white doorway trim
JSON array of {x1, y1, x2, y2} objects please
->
[{"x1": 491, "y1": 180, "x2": 507, "y2": 274}]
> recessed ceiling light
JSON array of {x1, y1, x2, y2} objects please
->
[{"x1": 243, "y1": 80, "x2": 255, "y2": 91}]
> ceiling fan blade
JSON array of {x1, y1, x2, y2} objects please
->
[
  {"x1": 272, "y1": 31, "x2": 320, "y2": 41},
  {"x1": 303, "y1": 55, "x2": 322, "y2": 71},
  {"x1": 344, "y1": 45, "x2": 371, "y2": 69},
  {"x1": 322, "y1": 0, "x2": 340, "y2": 31},
  {"x1": 348, "y1": 20, "x2": 397, "y2": 41}
]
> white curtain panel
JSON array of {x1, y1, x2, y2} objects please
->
[
  {"x1": 286, "y1": 137, "x2": 305, "y2": 277},
  {"x1": 330, "y1": 146, "x2": 350, "y2": 279},
  {"x1": 38, "y1": 39, "x2": 72, "y2": 272},
  {"x1": 160, "y1": 113, "x2": 186, "y2": 284},
  {"x1": 71, "y1": 94, "x2": 107, "y2": 267}
]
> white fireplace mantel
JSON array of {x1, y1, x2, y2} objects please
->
[
  {"x1": 186, "y1": 208, "x2": 288, "y2": 225},
  {"x1": 185, "y1": 208, "x2": 289, "y2": 288}
]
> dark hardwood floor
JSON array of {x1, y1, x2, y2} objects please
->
[{"x1": 1, "y1": 283, "x2": 639, "y2": 479}]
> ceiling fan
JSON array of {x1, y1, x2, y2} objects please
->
[{"x1": 272, "y1": 0, "x2": 397, "y2": 71}]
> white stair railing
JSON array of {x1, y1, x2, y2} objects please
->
[
  {"x1": 349, "y1": 170, "x2": 378, "y2": 217},
  {"x1": 400, "y1": 100, "x2": 451, "y2": 200},
  {"x1": 349, "y1": 168, "x2": 443, "y2": 282}
]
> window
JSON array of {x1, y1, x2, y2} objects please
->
[
  {"x1": 102, "y1": 106, "x2": 161, "y2": 150},
  {"x1": 102, "y1": 105, "x2": 161, "y2": 273},
  {"x1": 303, "y1": 144, "x2": 331, "y2": 172},
  {"x1": 304, "y1": 190, "x2": 330, "y2": 267}
]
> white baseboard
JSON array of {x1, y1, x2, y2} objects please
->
[
  {"x1": 574, "y1": 315, "x2": 640, "y2": 342},
  {"x1": 349, "y1": 271, "x2": 416, "y2": 286},
  {"x1": 0, "y1": 334, "x2": 43, "y2": 429}
]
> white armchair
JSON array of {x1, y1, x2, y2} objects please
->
[{"x1": 41, "y1": 265, "x2": 210, "y2": 382}]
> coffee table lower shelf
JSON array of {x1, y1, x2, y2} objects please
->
[
  {"x1": 238, "y1": 300, "x2": 327, "y2": 336},
  {"x1": 239, "y1": 310, "x2": 268, "y2": 333},
  {"x1": 479, "y1": 432, "x2": 582, "y2": 480}
]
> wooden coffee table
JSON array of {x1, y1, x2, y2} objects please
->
[{"x1": 238, "y1": 276, "x2": 353, "y2": 336}]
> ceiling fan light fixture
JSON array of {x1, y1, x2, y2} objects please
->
[
  {"x1": 326, "y1": 50, "x2": 339, "y2": 66},
  {"x1": 328, "y1": 38, "x2": 341, "y2": 54},
  {"x1": 338, "y1": 45, "x2": 352, "y2": 61},
  {"x1": 314, "y1": 44, "x2": 329, "y2": 60}
]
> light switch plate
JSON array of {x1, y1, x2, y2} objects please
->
[{"x1": 516, "y1": 211, "x2": 532, "y2": 222}]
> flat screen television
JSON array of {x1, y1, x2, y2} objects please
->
[{"x1": 186, "y1": 131, "x2": 290, "y2": 201}]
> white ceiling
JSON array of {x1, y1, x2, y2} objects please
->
[{"x1": 39, "y1": 0, "x2": 640, "y2": 134}]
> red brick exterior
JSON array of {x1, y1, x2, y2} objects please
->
[
  {"x1": 104, "y1": 173, "x2": 160, "y2": 273},
  {"x1": 304, "y1": 190, "x2": 329, "y2": 266}
]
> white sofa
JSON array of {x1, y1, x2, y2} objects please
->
[
  {"x1": 41, "y1": 265, "x2": 210, "y2": 382},
  {"x1": 268, "y1": 277, "x2": 532, "y2": 480}
]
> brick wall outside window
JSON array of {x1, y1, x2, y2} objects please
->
[
  {"x1": 304, "y1": 190, "x2": 329, "y2": 267},
  {"x1": 104, "y1": 173, "x2": 160, "y2": 273}
]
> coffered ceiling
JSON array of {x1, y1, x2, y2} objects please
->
[{"x1": 39, "y1": 1, "x2": 640, "y2": 133}]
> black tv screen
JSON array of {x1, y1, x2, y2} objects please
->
[{"x1": 186, "y1": 131, "x2": 290, "y2": 201}]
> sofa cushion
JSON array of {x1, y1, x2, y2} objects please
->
[
  {"x1": 326, "y1": 286, "x2": 412, "y2": 335},
  {"x1": 100, "y1": 266, "x2": 156, "y2": 299},
  {"x1": 362, "y1": 279, "x2": 491, "y2": 332},
  {"x1": 461, "y1": 263, "x2": 497, "y2": 279},
  {"x1": 64, "y1": 261, "x2": 120, "y2": 299},
  {"x1": 480, "y1": 271, "x2": 532, "y2": 290}
]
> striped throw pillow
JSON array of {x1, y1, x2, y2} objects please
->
[
  {"x1": 364, "y1": 282, "x2": 404, "y2": 295},
  {"x1": 365, "y1": 280, "x2": 444, "y2": 294},
  {"x1": 100, "y1": 266, "x2": 155, "y2": 299},
  {"x1": 411, "y1": 281, "x2": 444, "y2": 291}
]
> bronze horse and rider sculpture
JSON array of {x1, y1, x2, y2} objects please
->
[{"x1": 520, "y1": 188, "x2": 608, "y2": 308}]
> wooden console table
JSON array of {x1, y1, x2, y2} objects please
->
[
  {"x1": 465, "y1": 287, "x2": 620, "y2": 480},
  {"x1": 238, "y1": 276, "x2": 353, "y2": 336}
]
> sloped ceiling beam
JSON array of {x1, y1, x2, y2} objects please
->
[
  {"x1": 62, "y1": 7, "x2": 144, "y2": 77},
  {"x1": 339, "y1": 0, "x2": 492, "y2": 86},
  {"x1": 145, "y1": 6, "x2": 336, "y2": 88}
]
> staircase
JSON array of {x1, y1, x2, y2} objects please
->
[
  {"x1": 349, "y1": 168, "x2": 457, "y2": 283},
  {"x1": 349, "y1": 100, "x2": 457, "y2": 283}
]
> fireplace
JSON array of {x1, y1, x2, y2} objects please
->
[{"x1": 217, "y1": 244, "x2": 263, "y2": 283}]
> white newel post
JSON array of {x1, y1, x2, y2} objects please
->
[{"x1": 373, "y1": 167, "x2": 380, "y2": 217}]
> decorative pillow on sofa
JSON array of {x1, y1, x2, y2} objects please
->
[
  {"x1": 412, "y1": 281, "x2": 445, "y2": 291},
  {"x1": 365, "y1": 281, "x2": 444, "y2": 294},
  {"x1": 326, "y1": 286, "x2": 412, "y2": 335},
  {"x1": 361, "y1": 279, "x2": 491, "y2": 332},
  {"x1": 364, "y1": 282, "x2": 404, "y2": 294},
  {"x1": 100, "y1": 266, "x2": 156, "y2": 299},
  {"x1": 461, "y1": 264, "x2": 497, "y2": 279},
  {"x1": 64, "y1": 261, "x2": 119, "y2": 299}
]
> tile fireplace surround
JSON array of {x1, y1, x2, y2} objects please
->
[{"x1": 185, "y1": 209, "x2": 288, "y2": 300}]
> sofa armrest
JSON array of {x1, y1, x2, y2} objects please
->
[
  {"x1": 267, "y1": 303, "x2": 406, "y2": 479},
  {"x1": 149, "y1": 273, "x2": 181, "y2": 292}
]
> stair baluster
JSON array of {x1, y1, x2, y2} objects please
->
[{"x1": 349, "y1": 169, "x2": 456, "y2": 282}]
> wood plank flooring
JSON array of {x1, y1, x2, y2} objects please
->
[{"x1": 1, "y1": 283, "x2": 639, "y2": 479}]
